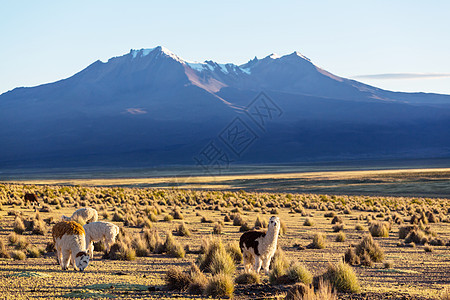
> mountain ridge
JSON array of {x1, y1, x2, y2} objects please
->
[{"x1": 1, "y1": 46, "x2": 449, "y2": 169}]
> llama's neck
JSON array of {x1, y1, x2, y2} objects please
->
[
  {"x1": 72, "y1": 234, "x2": 87, "y2": 252},
  {"x1": 265, "y1": 226, "x2": 280, "y2": 243}
]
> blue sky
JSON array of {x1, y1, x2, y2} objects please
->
[{"x1": 1, "y1": 0, "x2": 449, "y2": 95}]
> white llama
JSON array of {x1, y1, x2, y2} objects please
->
[
  {"x1": 83, "y1": 222, "x2": 120, "y2": 258},
  {"x1": 52, "y1": 221, "x2": 90, "y2": 271},
  {"x1": 239, "y1": 216, "x2": 281, "y2": 274},
  {"x1": 62, "y1": 207, "x2": 98, "y2": 224}
]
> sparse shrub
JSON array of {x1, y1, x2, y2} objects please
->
[
  {"x1": 355, "y1": 224, "x2": 365, "y2": 231},
  {"x1": 226, "y1": 242, "x2": 243, "y2": 265},
  {"x1": 280, "y1": 220, "x2": 287, "y2": 235},
  {"x1": 311, "y1": 233, "x2": 327, "y2": 249},
  {"x1": 369, "y1": 221, "x2": 390, "y2": 237},
  {"x1": 404, "y1": 228, "x2": 429, "y2": 245},
  {"x1": 336, "y1": 232, "x2": 346, "y2": 242},
  {"x1": 424, "y1": 244, "x2": 433, "y2": 252},
  {"x1": 331, "y1": 216, "x2": 343, "y2": 224},
  {"x1": 27, "y1": 246, "x2": 43, "y2": 258},
  {"x1": 165, "y1": 266, "x2": 191, "y2": 291},
  {"x1": 233, "y1": 213, "x2": 245, "y2": 226},
  {"x1": 204, "y1": 272, "x2": 234, "y2": 298},
  {"x1": 188, "y1": 264, "x2": 208, "y2": 295},
  {"x1": 132, "y1": 236, "x2": 149, "y2": 257},
  {"x1": 201, "y1": 216, "x2": 213, "y2": 223},
  {"x1": 172, "y1": 208, "x2": 183, "y2": 220},
  {"x1": 175, "y1": 222, "x2": 191, "y2": 237},
  {"x1": 107, "y1": 241, "x2": 136, "y2": 261},
  {"x1": 355, "y1": 235, "x2": 384, "y2": 262},
  {"x1": 303, "y1": 218, "x2": 314, "y2": 226},
  {"x1": 254, "y1": 215, "x2": 266, "y2": 228},
  {"x1": 285, "y1": 280, "x2": 337, "y2": 300},
  {"x1": 332, "y1": 223, "x2": 344, "y2": 232},
  {"x1": 239, "y1": 222, "x2": 252, "y2": 232},
  {"x1": 198, "y1": 237, "x2": 226, "y2": 272},
  {"x1": 269, "y1": 249, "x2": 290, "y2": 284},
  {"x1": 11, "y1": 250, "x2": 26, "y2": 261},
  {"x1": 213, "y1": 223, "x2": 223, "y2": 234},
  {"x1": 163, "y1": 214, "x2": 174, "y2": 222},
  {"x1": 13, "y1": 217, "x2": 26, "y2": 234},
  {"x1": 287, "y1": 262, "x2": 313, "y2": 284},
  {"x1": 209, "y1": 246, "x2": 236, "y2": 275},
  {"x1": 0, "y1": 240, "x2": 10, "y2": 258},
  {"x1": 112, "y1": 212, "x2": 125, "y2": 222},
  {"x1": 322, "y1": 262, "x2": 361, "y2": 293},
  {"x1": 164, "y1": 232, "x2": 185, "y2": 258},
  {"x1": 344, "y1": 247, "x2": 360, "y2": 265},
  {"x1": 236, "y1": 271, "x2": 261, "y2": 284},
  {"x1": 31, "y1": 218, "x2": 47, "y2": 235}
]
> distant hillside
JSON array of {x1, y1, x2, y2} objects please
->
[{"x1": 1, "y1": 46, "x2": 449, "y2": 169}]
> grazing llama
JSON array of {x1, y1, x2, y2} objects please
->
[
  {"x1": 52, "y1": 221, "x2": 90, "y2": 271},
  {"x1": 239, "y1": 216, "x2": 281, "y2": 274},
  {"x1": 62, "y1": 207, "x2": 98, "y2": 224},
  {"x1": 83, "y1": 222, "x2": 120, "y2": 258},
  {"x1": 24, "y1": 193, "x2": 39, "y2": 206}
]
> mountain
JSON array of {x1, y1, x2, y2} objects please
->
[{"x1": 1, "y1": 46, "x2": 450, "y2": 169}]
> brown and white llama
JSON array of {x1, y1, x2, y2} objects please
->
[
  {"x1": 239, "y1": 216, "x2": 281, "y2": 274},
  {"x1": 52, "y1": 221, "x2": 90, "y2": 271}
]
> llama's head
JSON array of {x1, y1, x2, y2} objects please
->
[
  {"x1": 75, "y1": 251, "x2": 89, "y2": 271},
  {"x1": 61, "y1": 215, "x2": 70, "y2": 221},
  {"x1": 268, "y1": 216, "x2": 281, "y2": 233}
]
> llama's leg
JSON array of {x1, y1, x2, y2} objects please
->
[
  {"x1": 89, "y1": 242, "x2": 94, "y2": 259},
  {"x1": 56, "y1": 247, "x2": 62, "y2": 265},
  {"x1": 254, "y1": 256, "x2": 263, "y2": 273},
  {"x1": 61, "y1": 250, "x2": 71, "y2": 270},
  {"x1": 262, "y1": 256, "x2": 271, "y2": 274},
  {"x1": 243, "y1": 252, "x2": 251, "y2": 272}
]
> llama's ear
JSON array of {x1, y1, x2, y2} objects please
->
[{"x1": 76, "y1": 251, "x2": 87, "y2": 258}]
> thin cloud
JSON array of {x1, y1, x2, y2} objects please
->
[{"x1": 352, "y1": 73, "x2": 450, "y2": 80}]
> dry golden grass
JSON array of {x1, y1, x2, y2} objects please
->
[{"x1": 0, "y1": 180, "x2": 449, "y2": 299}]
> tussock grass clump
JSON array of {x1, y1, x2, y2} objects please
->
[
  {"x1": 31, "y1": 218, "x2": 47, "y2": 235},
  {"x1": 424, "y1": 244, "x2": 433, "y2": 252},
  {"x1": 336, "y1": 232, "x2": 346, "y2": 242},
  {"x1": 198, "y1": 237, "x2": 237, "y2": 274},
  {"x1": 235, "y1": 271, "x2": 261, "y2": 285},
  {"x1": 187, "y1": 264, "x2": 208, "y2": 295},
  {"x1": 13, "y1": 217, "x2": 26, "y2": 234},
  {"x1": 164, "y1": 232, "x2": 185, "y2": 258},
  {"x1": 285, "y1": 280, "x2": 337, "y2": 300},
  {"x1": 132, "y1": 236, "x2": 149, "y2": 257},
  {"x1": 239, "y1": 222, "x2": 252, "y2": 232},
  {"x1": 175, "y1": 222, "x2": 191, "y2": 237},
  {"x1": 254, "y1": 215, "x2": 266, "y2": 228},
  {"x1": 331, "y1": 216, "x2": 343, "y2": 224},
  {"x1": 280, "y1": 220, "x2": 288, "y2": 235},
  {"x1": 355, "y1": 235, "x2": 385, "y2": 263},
  {"x1": 106, "y1": 241, "x2": 136, "y2": 261},
  {"x1": 200, "y1": 216, "x2": 213, "y2": 223},
  {"x1": 171, "y1": 208, "x2": 183, "y2": 220},
  {"x1": 165, "y1": 266, "x2": 191, "y2": 291},
  {"x1": 143, "y1": 228, "x2": 164, "y2": 253},
  {"x1": 213, "y1": 223, "x2": 223, "y2": 234},
  {"x1": 0, "y1": 240, "x2": 10, "y2": 258},
  {"x1": 112, "y1": 212, "x2": 125, "y2": 222},
  {"x1": 322, "y1": 262, "x2": 361, "y2": 293},
  {"x1": 344, "y1": 247, "x2": 360, "y2": 265},
  {"x1": 11, "y1": 250, "x2": 27, "y2": 261},
  {"x1": 204, "y1": 272, "x2": 234, "y2": 298},
  {"x1": 233, "y1": 213, "x2": 245, "y2": 226},
  {"x1": 163, "y1": 214, "x2": 174, "y2": 222},
  {"x1": 303, "y1": 218, "x2": 314, "y2": 226},
  {"x1": 311, "y1": 233, "x2": 327, "y2": 249},
  {"x1": 226, "y1": 242, "x2": 243, "y2": 264},
  {"x1": 332, "y1": 223, "x2": 344, "y2": 232},
  {"x1": 404, "y1": 228, "x2": 429, "y2": 245},
  {"x1": 287, "y1": 262, "x2": 313, "y2": 285},
  {"x1": 369, "y1": 221, "x2": 391, "y2": 237},
  {"x1": 355, "y1": 224, "x2": 365, "y2": 231},
  {"x1": 27, "y1": 246, "x2": 43, "y2": 258},
  {"x1": 269, "y1": 249, "x2": 290, "y2": 284}
]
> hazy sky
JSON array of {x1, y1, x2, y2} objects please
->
[{"x1": 1, "y1": 0, "x2": 449, "y2": 95}]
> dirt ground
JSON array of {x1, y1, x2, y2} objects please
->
[{"x1": 0, "y1": 183, "x2": 449, "y2": 299}]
